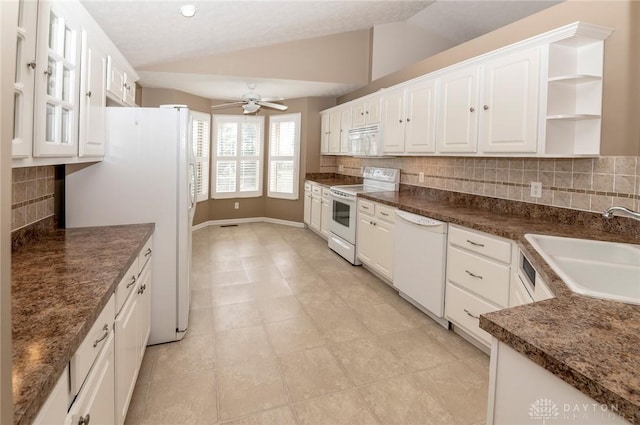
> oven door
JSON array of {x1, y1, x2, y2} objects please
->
[{"x1": 329, "y1": 192, "x2": 357, "y2": 244}]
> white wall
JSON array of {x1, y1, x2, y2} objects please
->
[{"x1": 371, "y1": 20, "x2": 454, "y2": 81}]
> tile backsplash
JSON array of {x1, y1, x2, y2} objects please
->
[
  {"x1": 12, "y1": 166, "x2": 55, "y2": 231},
  {"x1": 321, "y1": 156, "x2": 640, "y2": 214}
]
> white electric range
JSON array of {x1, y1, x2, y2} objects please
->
[{"x1": 328, "y1": 167, "x2": 400, "y2": 264}]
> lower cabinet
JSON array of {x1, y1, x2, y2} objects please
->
[
  {"x1": 444, "y1": 224, "x2": 513, "y2": 348},
  {"x1": 303, "y1": 184, "x2": 312, "y2": 225},
  {"x1": 320, "y1": 188, "x2": 331, "y2": 238},
  {"x1": 304, "y1": 181, "x2": 330, "y2": 240},
  {"x1": 356, "y1": 199, "x2": 396, "y2": 281},
  {"x1": 33, "y1": 236, "x2": 153, "y2": 425}
]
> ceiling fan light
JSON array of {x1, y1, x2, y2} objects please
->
[
  {"x1": 179, "y1": 4, "x2": 198, "y2": 18},
  {"x1": 243, "y1": 103, "x2": 260, "y2": 114}
]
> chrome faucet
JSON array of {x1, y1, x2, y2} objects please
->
[{"x1": 602, "y1": 206, "x2": 640, "y2": 221}]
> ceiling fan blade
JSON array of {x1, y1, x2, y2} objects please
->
[
  {"x1": 260, "y1": 96, "x2": 284, "y2": 102},
  {"x1": 211, "y1": 101, "x2": 245, "y2": 110},
  {"x1": 258, "y1": 101, "x2": 288, "y2": 111}
]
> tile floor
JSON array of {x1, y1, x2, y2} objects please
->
[{"x1": 125, "y1": 222, "x2": 490, "y2": 425}]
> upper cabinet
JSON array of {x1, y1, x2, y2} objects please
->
[
  {"x1": 351, "y1": 94, "x2": 381, "y2": 127},
  {"x1": 320, "y1": 104, "x2": 352, "y2": 155},
  {"x1": 33, "y1": 1, "x2": 83, "y2": 157},
  {"x1": 382, "y1": 77, "x2": 437, "y2": 154},
  {"x1": 321, "y1": 22, "x2": 612, "y2": 158},
  {"x1": 11, "y1": 0, "x2": 140, "y2": 167}
]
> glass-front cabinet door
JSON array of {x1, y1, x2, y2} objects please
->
[
  {"x1": 13, "y1": 0, "x2": 38, "y2": 158},
  {"x1": 33, "y1": 1, "x2": 81, "y2": 157}
]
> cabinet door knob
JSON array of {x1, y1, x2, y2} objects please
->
[
  {"x1": 469, "y1": 107, "x2": 475, "y2": 112},
  {"x1": 27, "y1": 61, "x2": 36, "y2": 70},
  {"x1": 43, "y1": 68, "x2": 52, "y2": 76},
  {"x1": 399, "y1": 119, "x2": 403, "y2": 123},
  {"x1": 483, "y1": 105, "x2": 489, "y2": 110},
  {"x1": 78, "y1": 414, "x2": 91, "y2": 425},
  {"x1": 406, "y1": 118, "x2": 411, "y2": 122},
  {"x1": 86, "y1": 91, "x2": 92, "y2": 98},
  {"x1": 360, "y1": 112, "x2": 364, "y2": 116}
]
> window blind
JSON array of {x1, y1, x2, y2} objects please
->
[
  {"x1": 212, "y1": 115, "x2": 264, "y2": 199},
  {"x1": 268, "y1": 113, "x2": 301, "y2": 200},
  {"x1": 191, "y1": 111, "x2": 211, "y2": 202}
]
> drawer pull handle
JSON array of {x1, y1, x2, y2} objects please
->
[
  {"x1": 144, "y1": 247, "x2": 152, "y2": 257},
  {"x1": 380, "y1": 211, "x2": 389, "y2": 216},
  {"x1": 126, "y1": 275, "x2": 137, "y2": 288},
  {"x1": 464, "y1": 309, "x2": 480, "y2": 320},
  {"x1": 465, "y1": 270, "x2": 483, "y2": 279},
  {"x1": 362, "y1": 205, "x2": 369, "y2": 209},
  {"x1": 78, "y1": 414, "x2": 91, "y2": 425},
  {"x1": 138, "y1": 284, "x2": 147, "y2": 295},
  {"x1": 93, "y1": 325, "x2": 109, "y2": 348},
  {"x1": 466, "y1": 239, "x2": 485, "y2": 247}
]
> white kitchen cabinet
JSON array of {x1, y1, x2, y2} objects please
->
[
  {"x1": 303, "y1": 182, "x2": 312, "y2": 225},
  {"x1": 479, "y1": 48, "x2": 541, "y2": 154},
  {"x1": 33, "y1": 1, "x2": 83, "y2": 157},
  {"x1": 68, "y1": 331, "x2": 116, "y2": 425},
  {"x1": 436, "y1": 65, "x2": 480, "y2": 153},
  {"x1": 106, "y1": 55, "x2": 137, "y2": 107},
  {"x1": 328, "y1": 109, "x2": 341, "y2": 153},
  {"x1": 320, "y1": 113, "x2": 330, "y2": 154},
  {"x1": 382, "y1": 78, "x2": 437, "y2": 154},
  {"x1": 78, "y1": 29, "x2": 107, "y2": 157},
  {"x1": 356, "y1": 199, "x2": 396, "y2": 281},
  {"x1": 115, "y1": 237, "x2": 152, "y2": 425},
  {"x1": 487, "y1": 341, "x2": 631, "y2": 425},
  {"x1": 310, "y1": 184, "x2": 322, "y2": 233},
  {"x1": 445, "y1": 224, "x2": 514, "y2": 349},
  {"x1": 12, "y1": 0, "x2": 38, "y2": 159},
  {"x1": 339, "y1": 107, "x2": 352, "y2": 154},
  {"x1": 352, "y1": 94, "x2": 381, "y2": 127},
  {"x1": 320, "y1": 188, "x2": 331, "y2": 239}
]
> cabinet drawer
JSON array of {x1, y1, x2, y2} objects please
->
[
  {"x1": 138, "y1": 236, "x2": 153, "y2": 272},
  {"x1": 359, "y1": 200, "x2": 375, "y2": 215},
  {"x1": 322, "y1": 187, "x2": 331, "y2": 199},
  {"x1": 447, "y1": 245, "x2": 510, "y2": 307},
  {"x1": 375, "y1": 205, "x2": 395, "y2": 223},
  {"x1": 115, "y1": 260, "x2": 139, "y2": 315},
  {"x1": 311, "y1": 185, "x2": 322, "y2": 195},
  {"x1": 449, "y1": 225, "x2": 512, "y2": 264},
  {"x1": 445, "y1": 283, "x2": 500, "y2": 347},
  {"x1": 70, "y1": 295, "x2": 115, "y2": 396},
  {"x1": 304, "y1": 182, "x2": 312, "y2": 192}
]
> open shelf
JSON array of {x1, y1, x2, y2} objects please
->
[
  {"x1": 546, "y1": 114, "x2": 600, "y2": 121},
  {"x1": 548, "y1": 75, "x2": 602, "y2": 84}
]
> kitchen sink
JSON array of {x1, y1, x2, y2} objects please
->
[{"x1": 524, "y1": 234, "x2": 640, "y2": 305}]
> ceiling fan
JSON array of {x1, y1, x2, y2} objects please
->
[{"x1": 211, "y1": 83, "x2": 288, "y2": 114}]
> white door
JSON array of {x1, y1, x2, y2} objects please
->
[
  {"x1": 328, "y1": 109, "x2": 341, "y2": 153},
  {"x1": 310, "y1": 195, "x2": 322, "y2": 232},
  {"x1": 365, "y1": 97, "x2": 382, "y2": 124},
  {"x1": 78, "y1": 30, "x2": 107, "y2": 157},
  {"x1": 339, "y1": 107, "x2": 351, "y2": 154},
  {"x1": 320, "y1": 113, "x2": 330, "y2": 153},
  {"x1": 303, "y1": 191, "x2": 311, "y2": 225},
  {"x1": 356, "y1": 215, "x2": 376, "y2": 265},
  {"x1": 480, "y1": 48, "x2": 541, "y2": 153},
  {"x1": 106, "y1": 55, "x2": 125, "y2": 102},
  {"x1": 436, "y1": 66, "x2": 480, "y2": 153},
  {"x1": 405, "y1": 79, "x2": 437, "y2": 153},
  {"x1": 374, "y1": 220, "x2": 394, "y2": 280},
  {"x1": 352, "y1": 101, "x2": 366, "y2": 127},
  {"x1": 33, "y1": 2, "x2": 82, "y2": 157},
  {"x1": 320, "y1": 198, "x2": 330, "y2": 238},
  {"x1": 115, "y1": 293, "x2": 139, "y2": 425},
  {"x1": 382, "y1": 89, "x2": 405, "y2": 154},
  {"x1": 138, "y1": 260, "x2": 152, "y2": 357}
]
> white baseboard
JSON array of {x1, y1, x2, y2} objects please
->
[{"x1": 192, "y1": 217, "x2": 305, "y2": 231}]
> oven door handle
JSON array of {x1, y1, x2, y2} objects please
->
[{"x1": 330, "y1": 191, "x2": 355, "y2": 202}]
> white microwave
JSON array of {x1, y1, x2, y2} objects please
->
[{"x1": 348, "y1": 124, "x2": 384, "y2": 156}]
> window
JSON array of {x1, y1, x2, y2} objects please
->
[
  {"x1": 191, "y1": 111, "x2": 210, "y2": 202},
  {"x1": 212, "y1": 115, "x2": 264, "y2": 199},
  {"x1": 268, "y1": 113, "x2": 301, "y2": 200}
]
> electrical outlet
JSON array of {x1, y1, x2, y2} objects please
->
[
  {"x1": 234, "y1": 202, "x2": 239, "y2": 209},
  {"x1": 530, "y1": 182, "x2": 542, "y2": 198},
  {"x1": 418, "y1": 172, "x2": 425, "y2": 183},
  {"x1": 338, "y1": 165, "x2": 344, "y2": 172}
]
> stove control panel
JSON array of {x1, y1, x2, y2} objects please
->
[{"x1": 363, "y1": 167, "x2": 400, "y2": 183}]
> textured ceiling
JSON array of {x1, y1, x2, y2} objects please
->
[
  {"x1": 81, "y1": 0, "x2": 431, "y2": 68},
  {"x1": 82, "y1": 0, "x2": 559, "y2": 101}
]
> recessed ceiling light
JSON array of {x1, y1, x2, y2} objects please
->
[{"x1": 179, "y1": 4, "x2": 198, "y2": 18}]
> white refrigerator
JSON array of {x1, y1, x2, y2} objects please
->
[{"x1": 66, "y1": 106, "x2": 195, "y2": 345}]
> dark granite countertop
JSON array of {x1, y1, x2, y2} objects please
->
[
  {"x1": 359, "y1": 189, "x2": 640, "y2": 424},
  {"x1": 305, "y1": 173, "x2": 363, "y2": 188},
  {"x1": 12, "y1": 224, "x2": 154, "y2": 425}
]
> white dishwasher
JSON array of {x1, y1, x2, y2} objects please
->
[{"x1": 393, "y1": 210, "x2": 449, "y2": 328}]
